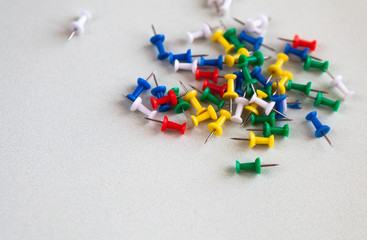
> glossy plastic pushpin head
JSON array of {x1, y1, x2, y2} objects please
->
[
  {"x1": 249, "y1": 93, "x2": 275, "y2": 116},
  {"x1": 248, "y1": 122, "x2": 289, "y2": 137},
  {"x1": 305, "y1": 111, "x2": 330, "y2": 138},
  {"x1": 68, "y1": 10, "x2": 92, "y2": 40},
  {"x1": 267, "y1": 53, "x2": 289, "y2": 77},
  {"x1": 236, "y1": 158, "x2": 278, "y2": 174},
  {"x1": 331, "y1": 75, "x2": 355, "y2": 98},
  {"x1": 251, "y1": 112, "x2": 276, "y2": 126},
  {"x1": 124, "y1": 96, "x2": 157, "y2": 119},
  {"x1": 279, "y1": 35, "x2": 317, "y2": 51},
  {"x1": 195, "y1": 68, "x2": 220, "y2": 84},
  {"x1": 187, "y1": 23, "x2": 212, "y2": 43},
  {"x1": 174, "y1": 59, "x2": 198, "y2": 74},
  {"x1": 224, "y1": 47, "x2": 250, "y2": 67},
  {"x1": 238, "y1": 51, "x2": 264, "y2": 67},
  {"x1": 304, "y1": 56, "x2": 329, "y2": 72},
  {"x1": 207, "y1": 109, "x2": 231, "y2": 136},
  {"x1": 314, "y1": 92, "x2": 340, "y2": 112},
  {"x1": 219, "y1": 0, "x2": 232, "y2": 15},
  {"x1": 151, "y1": 84, "x2": 171, "y2": 112},
  {"x1": 169, "y1": 49, "x2": 192, "y2": 64},
  {"x1": 200, "y1": 87, "x2": 226, "y2": 109},
  {"x1": 223, "y1": 28, "x2": 246, "y2": 52},
  {"x1": 271, "y1": 71, "x2": 293, "y2": 94},
  {"x1": 250, "y1": 67, "x2": 272, "y2": 89},
  {"x1": 284, "y1": 43, "x2": 309, "y2": 61},
  {"x1": 230, "y1": 96, "x2": 250, "y2": 123},
  {"x1": 231, "y1": 132, "x2": 274, "y2": 148},
  {"x1": 238, "y1": 30, "x2": 263, "y2": 51},
  {"x1": 200, "y1": 55, "x2": 223, "y2": 70},
  {"x1": 146, "y1": 116, "x2": 187, "y2": 135},
  {"x1": 150, "y1": 25, "x2": 169, "y2": 60},
  {"x1": 126, "y1": 75, "x2": 152, "y2": 102},
  {"x1": 191, "y1": 105, "x2": 218, "y2": 127},
  {"x1": 270, "y1": 94, "x2": 287, "y2": 119},
  {"x1": 287, "y1": 80, "x2": 312, "y2": 95},
  {"x1": 202, "y1": 80, "x2": 227, "y2": 97},
  {"x1": 151, "y1": 90, "x2": 177, "y2": 109},
  {"x1": 183, "y1": 90, "x2": 207, "y2": 115},
  {"x1": 211, "y1": 29, "x2": 235, "y2": 53}
]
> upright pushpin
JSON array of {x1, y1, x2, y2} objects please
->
[
  {"x1": 126, "y1": 71, "x2": 154, "y2": 102},
  {"x1": 195, "y1": 68, "x2": 224, "y2": 84},
  {"x1": 200, "y1": 55, "x2": 224, "y2": 70},
  {"x1": 224, "y1": 48, "x2": 250, "y2": 67},
  {"x1": 150, "y1": 25, "x2": 169, "y2": 60},
  {"x1": 303, "y1": 56, "x2": 329, "y2": 72},
  {"x1": 151, "y1": 74, "x2": 171, "y2": 112},
  {"x1": 330, "y1": 75, "x2": 354, "y2": 98},
  {"x1": 123, "y1": 95, "x2": 157, "y2": 119},
  {"x1": 286, "y1": 80, "x2": 327, "y2": 96},
  {"x1": 202, "y1": 80, "x2": 227, "y2": 98},
  {"x1": 170, "y1": 88, "x2": 192, "y2": 124},
  {"x1": 205, "y1": 109, "x2": 231, "y2": 144},
  {"x1": 221, "y1": 23, "x2": 246, "y2": 51},
  {"x1": 219, "y1": 0, "x2": 233, "y2": 15},
  {"x1": 247, "y1": 122, "x2": 289, "y2": 137},
  {"x1": 233, "y1": 71, "x2": 245, "y2": 96},
  {"x1": 238, "y1": 30, "x2": 275, "y2": 51},
  {"x1": 305, "y1": 111, "x2": 332, "y2": 147},
  {"x1": 191, "y1": 105, "x2": 218, "y2": 127},
  {"x1": 222, "y1": 74, "x2": 239, "y2": 114},
  {"x1": 266, "y1": 53, "x2": 289, "y2": 84},
  {"x1": 188, "y1": 84, "x2": 225, "y2": 109},
  {"x1": 174, "y1": 59, "x2": 198, "y2": 74},
  {"x1": 236, "y1": 158, "x2": 278, "y2": 174},
  {"x1": 145, "y1": 116, "x2": 186, "y2": 135},
  {"x1": 211, "y1": 29, "x2": 235, "y2": 53},
  {"x1": 231, "y1": 132, "x2": 274, "y2": 148},
  {"x1": 187, "y1": 23, "x2": 214, "y2": 43},
  {"x1": 278, "y1": 34, "x2": 317, "y2": 51},
  {"x1": 230, "y1": 92, "x2": 250, "y2": 124},
  {"x1": 180, "y1": 81, "x2": 207, "y2": 115},
  {"x1": 68, "y1": 10, "x2": 92, "y2": 40},
  {"x1": 151, "y1": 89, "x2": 177, "y2": 110},
  {"x1": 233, "y1": 14, "x2": 269, "y2": 36},
  {"x1": 169, "y1": 49, "x2": 207, "y2": 64},
  {"x1": 250, "y1": 67, "x2": 273, "y2": 89},
  {"x1": 301, "y1": 92, "x2": 341, "y2": 112}
]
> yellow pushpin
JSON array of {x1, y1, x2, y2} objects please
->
[
  {"x1": 191, "y1": 105, "x2": 218, "y2": 127},
  {"x1": 266, "y1": 53, "x2": 289, "y2": 84},
  {"x1": 205, "y1": 109, "x2": 232, "y2": 144},
  {"x1": 222, "y1": 73, "x2": 239, "y2": 114},
  {"x1": 180, "y1": 81, "x2": 207, "y2": 115},
  {"x1": 241, "y1": 90, "x2": 268, "y2": 127},
  {"x1": 231, "y1": 132, "x2": 274, "y2": 148},
  {"x1": 271, "y1": 71, "x2": 293, "y2": 94},
  {"x1": 224, "y1": 48, "x2": 250, "y2": 67},
  {"x1": 211, "y1": 29, "x2": 235, "y2": 53}
]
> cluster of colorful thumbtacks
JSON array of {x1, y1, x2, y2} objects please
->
[{"x1": 116, "y1": 11, "x2": 354, "y2": 175}]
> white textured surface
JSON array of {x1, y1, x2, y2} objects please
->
[{"x1": 1, "y1": 0, "x2": 367, "y2": 239}]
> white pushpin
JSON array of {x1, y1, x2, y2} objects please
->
[
  {"x1": 187, "y1": 23, "x2": 212, "y2": 43},
  {"x1": 219, "y1": 0, "x2": 232, "y2": 15},
  {"x1": 123, "y1": 96, "x2": 158, "y2": 119},
  {"x1": 174, "y1": 59, "x2": 198, "y2": 74},
  {"x1": 331, "y1": 75, "x2": 354, "y2": 98},
  {"x1": 207, "y1": 0, "x2": 223, "y2": 13},
  {"x1": 234, "y1": 14, "x2": 269, "y2": 36},
  {"x1": 249, "y1": 93, "x2": 275, "y2": 116},
  {"x1": 230, "y1": 95, "x2": 250, "y2": 124},
  {"x1": 68, "y1": 10, "x2": 92, "y2": 40}
]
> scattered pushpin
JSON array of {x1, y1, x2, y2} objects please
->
[
  {"x1": 174, "y1": 59, "x2": 198, "y2": 74},
  {"x1": 222, "y1": 74, "x2": 239, "y2": 114},
  {"x1": 250, "y1": 67, "x2": 273, "y2": 89},
  {"x1": 68, "y1": 10, "x2": 92, "y2": 40},
  {"x1": 266, "y1": 53, "x2": 289, "y2": 84},
  {"x1": 250, "y1": 112, "x2": 292, "y2": 127},
  {"x1": 330, "y1": 75, "x2": 354, "y2": 98},
  {"x1": 169, "y1": 49, "x2": 207, "y2": 64},
  {"x1": 286, "y1": 80, "x2": 328, "y2": 95},
  {"x1": 238, "y1": 30, "x2": 275, "y2": 51},
  {"x1": 233, "y1": 71, "x2": 245, "y2": 96},
  {"x1": 270, "y1": 71, "x2": 292, "y2": 94},
  {"x1": 151, "y1": 89, "x2": 177, "y2": 109},
  {"x1": 224, "y1": 48, "x2": 250, "y2": 67},
  {"x1": 270, "y1": 93, "x2": 287, "y2": 119},
  {"x1": 202, "y1": 80, "x2": 227, "y2": 97},
  {"x1": 222, "y1": 24, "x2": 246, "y2": 52},
  {"x1": 180, "y1": 81, "x2": 207, "y2": 115},
  {"x1": 247, "y1": 122, "x2": 289, "y2": 137},
  {"x1": 145, "y1": 116, "x2": 186, "y2": 135},
  {"x1": 191, "y1": 105, "x2": 218, "y2": 127},
  {"x1": 219, "y1": 0, "x2": 233, "y2": 15},
  {"x1": 231, "y1": 132, "x2": 274, "y2": 148},
  {"x1": 301, "y1": 92, "x2": 341, "y2": 112},
  {"x1": 303, "y1": 56, "x2": 329, "y2": 72},
  {"x1": 305, "y1": 111, "x2": 332, "y2": 147},
  {"x1": 283, "y1": 44, "x2": 322, "y2": 61},
  {"x1": 278, "y1": 34, "x2": 317, "y2": 51},
  {"x1": 230, "y1": 92, "x2": 250, "y2": 124},
  {"x1": 151, "y1": 74, "x2": 171, "y2": 112},
  {"x1": 150, "y1": 25, "x2": 169, "y2": 60},
  {"x1": 188, "y1": 84, "x2": 225, "y2": 109},
  {"x1": 126, "y1": 71, "x2": 155, "y2": 102},
  {"x1": 205, "y1": 109, "x2": 231, "y2": 144},
  {"x1": 287, "y1": 100, "x2": 302, "y2": 109},
  {"x1": 170, "y1": 88, "x2": 192, "y2": 124},
  {"x1": 238, "y1": 51, "x2": 266, "y2": 67},
  {"x1": 211, "y1": 29, "x2": 235, "y2": 53},
  {"x1": 233, "y1": 14, "x2": 269, "y2": 36},
  {"x1": 249, "y1": 92, "x2": 291, "y2": 119},
  {"x1": 200, "y1": 55, "x2": 224, "y2": 70},
  {"x1": 123, "y1": 95, "x2": 158, "y2": 119},
  {"x1": 187, "y1": 23, "x2": 215, "y2": 43},
  {"x1": 241, "y1": 90, "x2": 268, "y2": 127},
  {"x1": 236, "y1": 158, "x2": 278, "y2": 174},
  {"x1": 195, "y1": 68, "x2": 225, "y2": 84}
]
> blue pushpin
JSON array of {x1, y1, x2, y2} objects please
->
[
  {"x1": 305, "y1": 111, "x2": 332, "y2": 147},
  {"x1": 126, "y1": 71, "x2": 155, "y2": 102},
  {"x1": 270, "y1": 94, "x2": 287, "y2": 119},
  {"x1": 200, "y1": 55, "x2": 223, "y2": 70},
  {"x1": 233, "y1": 71, "x2": 244, "y2": 96},
  {"x1": 150, "y1": 74, "x2": 171, "y2": 112},
  {"x1": 287, "y1": 100, "x2": 302, "y2": 109},
  {"x1": 169, "y1": 49, "x2": 207, "y2": 64},
  {"x1": 250, "y1": 66, "x2": 273, "y2": 89},
  {"x1": 238, "y1": 30, "x2": 275, "y2": 51},
  {"x1": 150, "y1": 25, "x2": 169, "y2": 60},
  {"x1": 284, "y1": 43, "x2": 309, "y2": 61}
]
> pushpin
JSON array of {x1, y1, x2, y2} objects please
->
[
  {"x1": 195, "y1": 68, "x2": 224, "y2": 84},
  {"x1": 222, "y1": 27, "x2": 246, "y2": 52},
  {"x1": 330, "y1": 75, "x2": 354, "y2": 98},
  {"x1": 202, "y1": 80, "x2": 227, "y2": 97},
  {"x1": 174, "y1": 59, "x2": 198, "y2": 74},
  {"x1": 205, "y1": 109, "x2": 231, "y2": 144},
  {"x1": 235, "y1": 158, "x2": 278, "y2": 174},
  {"x1": 250, "y1": 112, "x2": 292, "y2": 126},
  {"x1": 67, "y1": 10, "x2": 92, "y2": 40},
  {"x1": 301, "y1": 92, "x2": 341, "y2": 112},
  {"x1": 271, "y1": 71, "x2": 293, "y2": 95},
  {"x1": 247, "y1": 122, "x2": 289, "y2": 137},
  {"x1": 237, "y1": 57, "x2": 258, "y2": 91},
  {"x1": 188, "y1": 84, "x2": 225, "y2": 109},
  {"x1": 231, "y1": 132, "x2": 274, "y2": 148},
  {"x1": 200, "y1": 55, "x2": 224, "y2": 70},
  {"x1": 222, "y1": 74, "x2": 239, "y2": 114},
  {"x1": 250, "y1": 67, "x2": 273, "y2": 89},
  {"x1": 233, "y1": 14, "x2": 269, "y2": 36},
  {"x1": 191, "y1": 105, "x2": 218, "y2": 127},
  {"x1": 305, "y1": 111, "x2": 332, "y2": 147},
  {"x1": 230, "y1": 92, "x2": 250, "y2": 124},
  {"x1": 238, "y1": 30, "x2": 275, "y2": 51},
  {"x1": 238, "y1": 51, "x2": 265, "y2": 67},
  {"x1": 224, "y1": 48, "x2": 250, "y2": 67},
  {"x1": 278, "y1": 34, "x2": 317, "y2": 51},
  {"x1": 270, "y1": 94, "x2": 287, "y2": 119},
  {"x1": 170, "y1": 88, "x2": 192, "y2": 124},
  {"x1": 150, "y1": 25, "x2": 169, "y2": 60},
  {"x1": 304, "y1": 56, "x2": 329, "y2": 72},
  {"x1": 126, "y1": 71, "x2": 155, "y2": 102},
  {"x1": 233, "y1": 71, "x2": 245, "y2": 96},
  {"x1": 211, "y1": 29, "x2": 235, "y2": 53},
  {"x1": 241, "y1": 90, "x2": 268, "y2": 127},
  {"x1": 207, "y1": 0, "x2": 223, "y2": 13},
  {"x1": 283, "y1": 44, "x2": 322, "y2": 61},
  {"x1": 219, "y1": 0, "x2": 233, "y2": 15},
  {"x1": 187, "y1": 23, "x2": 214, "y2": 43},
  {"x1": 123, "y1": 95, "x2": 157, "y2": 119},
  {"x1": 169, "y1": 49, "x2": 208, "y2": 64},
  {"x1": 250, "y1": 92, "x2": 290, "y2": 119},
  {"x1": 151, "y1": 89, "x2": 177, "y2": 109},
  {"x1": 180, "y1": 81, "x2": 207, "y2": 115},
  {"x1": 266, "y1": 53, "x2": 289, "y2": 84},
  {"x1": 151, "y1": 74, "x2": 171, "y2": 112},
  {"x1": 287, "y1": 100, "x2": 302, "y2": 109},
  {"x1": 145, "y1": 116, "x2": 186, "y2": 135},
  {"x1": 286, "y1": 80, "x2": 327, "y2": 95}
]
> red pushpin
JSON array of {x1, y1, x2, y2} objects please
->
[
  {"x1": 278, "y1": 34, "x2": 317, "y2": 51},
  {"x1": 195, "y1": 68, "x2": 225, "y2": 84},
  {"x1": 145, "y1": 116, "x2": 186, "y2": 135},
  {"x1": 151, "y1": 90, "x2": 177, "y2": 109},
  {"x1": 202, "y1": 80, "x2": 227, "y2": 98}
]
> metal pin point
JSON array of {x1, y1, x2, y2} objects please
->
[
  {"x1": 277, "y1": 37, "x2": 293, "y2": 42},
  {"x1": 272, "y1": 109, "x2": 292, "y2": 120},
  {"x1": 214, "y1": 1, "x2": 220, "y2": 14},
  {"x1": 220, "y1": 20, "x2": 228, "y2": 31},
  {"x1": 122, "y1": 95, "x2": 134, "y2": 103},
  {"x1": 188, "y1": 84, "x2": 203, "y2": 93},
  {"x1": 67, "y1": 31, "x2": 76, "y2": 41},
  {"x1": 153, "y1": 73, "x2": 159, "y2": 87},
  {"x1": 145, "y1": 117, "x2": 163, "y2": 123},
  {"x1": 151, "y1": 24, "x2": 157, "y2": 35},
  {"x1": 192, "y1": 54, "x2": 209, "y2": 58},
  {"x1": 324, "y1": 69, "x2": 335, "y2": 79},
  {"x1": 261, "y1": 43, "x2": 276, "y2": 52},
  {"x1": 145, "y1": 70, "x2": 155, "y2": 82},
  {"x1": 265, "y1": 74, "x2": 273, "y2": 84},
  {"x1": 261, "y1": 164, "x2": 279, "y2": 167},
  {"x1": 322, "y1": 132, "x2": 333, "y2": 148},
  {"x1": 205, "y1": 131, "x2": 215, "y2": 144},
  {"x1": 232, "y1": 17, "x2": 246, "y2": 25},
  {"x1": 179, "y1": 81, "x2": 189, "y2": 93}
]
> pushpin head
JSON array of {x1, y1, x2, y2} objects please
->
[
  {"x1": 211, "y1": 29, "x2": 224, "y2": 41},
  {"x1": 224, "y1": 55, "x2": 235, "y2": 67},
  {"x1": 248, "y1": 131, "x2": 256, "y2": 148},
  {"x1": 235, "y1": 160, "x2": 242, "y2": 173},
  {"x1": 207, "y1": 109, "x2": 231, "y2": 136},
  {"x1": 151, "y1": 85, "x2": 166, "y2": 96},
  {"x1": 314, "y1": 92, "x2": 340, "y2": 112},
  {"x1": 69, "y1": 10, "x2": 92, "y2": 35},
  {"x1": 305, "y1": 111, "x2": 330, "y2": 137},
  {"x1": 161, "y1": 116, "x2": 187, "y2": 134},
  {"x1": 304, "y1": 56, "x2": 329, "y2": 72},
  {"x1": 183, "y1": 90, "x2": 197, "y2": 102},
  {"x1": 294, "y1": 34, "x2": 317, "y2": 51},
  {"x1": 137, "y1": 78, "x2": 151, "y2": 90},
  {"x1": 253, "y1": 37, "x2": 264, "y2": 51},
  {"x1": 254, "y1": 157, "x2": 262, "y2": 174}
]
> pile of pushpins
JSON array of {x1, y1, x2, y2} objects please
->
[{"x1": 66, "y1": 2, "x2": 354, "y2": 175}]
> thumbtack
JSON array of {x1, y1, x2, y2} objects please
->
[
  {"x1": 266, "y1": 53, "x2": 289, "y2": 84},
  {"x1": 205, "y1": 109, "x2": 231, "y2": 144},
  {"x1": 241, "y1": 90, "x2": 268, "y2": 127},
  {"x1": 286, "y1": 80, "x2": 327, "y2": 95},
  {"x1": 187, "y1": 23, "x2": 214, "y2": 43},
  {"x1": 230, "y1": 92, "x2": 250, "y2": 124},
  {"x1": 188, "y1": 84, "x2": 226, "y2": 109},
  {"x1": 223, "y1": 27, "x2": 247, "y2": 52},
  {"x1": 151, "y1": 89, "x2": 177, "y2": 109},
  {"x1": 219, "y1": 0, "x2": 233, "y2": 15},
  {"x1": 170, "y1": 88, "x2": 192, "y2": 124},
  {"x1": 301, "y1": 92, "x2": 341, "y2": 112},
  {"x1": 231, "y1": 132, "x2": 274, "y2": 148},
  {"x1": 233, "y1": 71, "x2": 245, "y2": 96},
  {"x1": 250, "y1": 67, "x2": 273, "y2": 89},
  {"x1": 284, "y1": 44, "x2": 322, "y2": 61},
  {"x1": 174, "y1": 59, "x2": 198, "y2": 74},
  {"x1": 233, "y1": 14, "x2": 269, "y2": 36},
  {"x1": 330, "y1": 75, "x2": 354, "y2": 98},
  {"x1": 211, "y1": 29, "x2": 235, "y2": 53},
  {"x1": 305, "y1": 111, "x2": 332, "y2": 148},
  {"x1": 191, "y1": 105, "x2": 218, "y2": 127},
  {"x1": 169, "y1": 49, "x2": 208, "y2": 64},
  {"x1": 250, "y1": 112, "x2": 292, "y2": 127},
  {"x1": 236, "y1": 158, "x2": 278, "y2": 174},
  {"x1": 200, "y1": 55, "x2": 224, "y2": 70},
  {"x1": 202, "y1": 80, "x2": 227, "y2": 97},
  {"x1": 180, "y1": 81, "x2": 207, "y2": 115},
  {"x1": 303, "y1": 56, "x2": 329, "y2": 72},
  {"x1": 151, "y1": 74, "x2": 171, "y2": 112},
  {"x1": 238, "y1": 51, "x2": 265, "y2": 67},
  {"x1": 68, "y1": 10, "x2": 92, "y2": 40},
  {"x1": 278, "y1": 35, "x2": 317, "y2": 51},
  {"x1": 222, "y1": 74, "x2": 239, "y2": 114},
  {"x1": 238, "y1": 30, "x2": 275, "y2": 51},
  {"x1": 195, "y1": 68, "x2": 225, "y2": 84},
  {"x1": 126, "y1": 71, "x2": 155, "y2": 102},
  {"x1": 247, "y1": 122, "x2": 289, "y2": 137},
  {"x1": 145, "y1": 116, "x2": 186, "y2": 135},
  {"x1": 270, "y1": 93, "x2": 287, "y2": 119},
  {"x1": 150, "y1": 25, "x2": 169, "y2": 60},
  {"x1": 224, "y1": 48, "x2": 250, "y2": 67},
  {"x1": 270, "y1": 71, "x2": 292, "y2": 94},
  {"x1": 123, "y1": 95, "x2": 157, "y2": 119}
]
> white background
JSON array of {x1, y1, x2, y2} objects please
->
[{"x1": 1, "y1": 0, "x2": 367, "y2": 239}]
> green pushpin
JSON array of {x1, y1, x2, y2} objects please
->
[
  {"x1": 304, "y1": 55, "x2": 329, "y2": 72},
  {"x1": 237, "y1": 57, "x2": 253, "y2": 82},
  {"x1": 286, "y1": 80, "x2": 328, "y2": 96},
  {"x1": 236, "y1": 158, "x2": 278, "y2": 174},
  {"x1": 170, "y1": 87, "x2": 191, "y2": 123},
  {"x1": 248, "y1": 122, "x2": 289, "y2": 137},
  {"x1": 302, "y1": 92, "x2": 341, "y2": 112},
  {"x1": 188, "y1": 84, "x2": 226, "y2": 109},
  {"x1": 238, "y1": 51, "x2": 264, "y2": 67},
  {"x1": 250, "y1": 112, "x2": 292, "y2": 126},
  {"x1": 223, "y1": 28, "x2": 246, "y2": 52}
]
